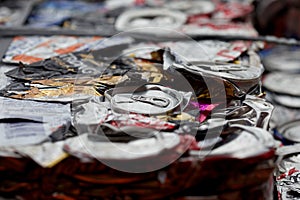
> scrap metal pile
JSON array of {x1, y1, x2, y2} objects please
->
[
  {"x1": 0, "y1": 0, "x2": 289, "y2": 199},
  {"x1": 261, "y1": 46, "x2": 300, "y2": 200}
]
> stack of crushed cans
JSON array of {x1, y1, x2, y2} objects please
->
[
  {"x1": 262, "y1": 46, "x2": 300, "y2": 200},
  {"x1": 0, "y1": 0, "x2": 283, "y2": 199}
]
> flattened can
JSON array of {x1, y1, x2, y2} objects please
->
[
  {"x1": 276, "y1": 120, "x2": 300, "y2": 144},
  {"x1": 263, "y1": 49, "x2": 300, "y2": 72},
  {"x1": 264, "y1": 72, "x2": 300, "y2": 96}
]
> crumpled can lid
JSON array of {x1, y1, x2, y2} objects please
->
[
  {"x1": 277, "y1": 120, "x2": 300, "y2": 143},
  {"x1": 264, "y1": 72, "x2": 300, "y2": 96},
  {"x1": 105, "y1": 84, "x2": 184, "y2": 115},
  {"x1": 115, "y1": 8, "x2": 187, "y2": 33},
  {"x1": 181, "y1": 61, "x2": 264, "y2": 81},
  {"x1": 263, "y1": 49, "x2": 300, "y2": 72}
]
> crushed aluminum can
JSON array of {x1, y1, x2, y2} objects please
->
[
  {"x1": 276, "y1": 120, "x2": 300, "y2": 144},
  {"x1": 161, "y1": 48, "x2": 263, "y2": 98},
  {"x1": 263, "y1": 49, "x2": 300, "y2": 72},
  {"x1": 171, "y1": 61, "x2": 263, "y2": 96},
  {"x1": 198, "y1": 95, "x2": 273, "y2": 131},
  {"x1": 105, "y1": 84, "x2": 187, "y2": 115},
  {"x1": 197, "y1": 96, "x2": 273, "y2": 139},
  {"x1": 264, "y1": 73, "x2": 300, "y2": 97},
  {"x1": 191, "y1": 124, "x2": 276, "y2": 159},
  {"x1": 73, "y1": 96, "x2": 179, "y2": 139},
  {"x1": 269, "y1": 104, "x2": 300, "y2": 129},
  {"x1": 275, "y1": 144, "x2": 300, "y2": 200},
  {"x1": 2, "y1": 36, "x2": 134, "y2": 65},
  {"x1": 181, "y1": 61, "x2": 263, "y2": 82},
  {"x1": 267, "y1": 92, "x2": 300, "y2": 109},
  {"x1": 115, "y1": 8, "x2": 187, "y2": 34},
  {"x1": 127, "y1": 40, "x2": 250, "y2": 63},
  {"x1": 218, "y1": 95, "x2": 273, "y2": 129}
]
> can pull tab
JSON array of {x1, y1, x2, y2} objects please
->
[{"x1": 131, "y1": 95, "x2": 170, "y2": 108}]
